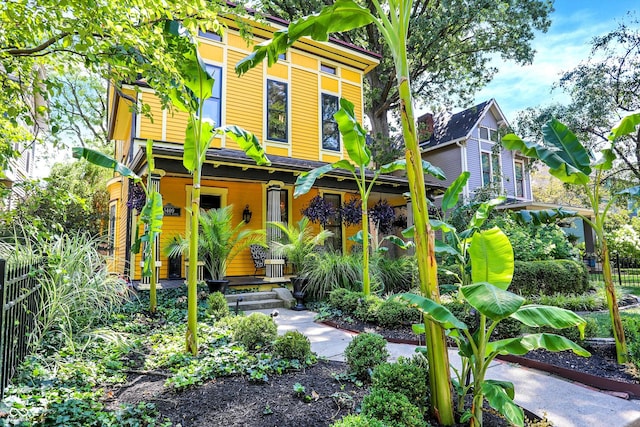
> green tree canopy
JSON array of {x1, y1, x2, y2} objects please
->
[{"x1": 256, "y1": 0, "x2": 552, "y2": 138}]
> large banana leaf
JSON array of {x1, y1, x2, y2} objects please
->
[
  {"x1": 503, "y1": 120, "x2": 591, "y2": 185},
  {"x1": 512, "y1": 208, "x2": 578, "y2": 226},
  {"x1": 422, "y1": 159, "x2": 446, "y2": 180},
  {"x1": 487, "y1": 333, "x2": 590, "y2": 357},
  {"x1": 235, "y1": 0, "x2": 375, "y2": 75},
  {"x1": 184, "y1": 116, "x2": 216, "y2": 172},
  {"x1": 461, "y1": 282, "x2": 524, "y2": 321},
  {"x1": 592, "y1": 148, "x2": 615, "y2": 171},
  {"x1": 294, "y1": 160, "x2": 354, "y2": 197},
  {"x1": 72, "y1": 147, "x2": 140, "y2": 181},
  {"x1": 442, "y1": 172, "x2": 470, "y2": 211},
  {"x1": 511, "y1": 305, "x2": 586, "y2": 333},
  {"x1": 138, "y1": 191, "x2": 163, "y2": 277},
  {"x1": 335, "y1": 98, "x2": 370, "y2": 166},
  {"x1": 394, "y1": 293, "x2": 467, "y2": 330},
  {"x1": 469, "y1": 227, "x2": 514, "y2": 289},
  {"x1": 430, "y1": 219, "x2": 456, "y2": 233},
  {"x1": 222, "y1": 125, "x2": 271, "y2": 166},
  {"x1": 468, "y1": 197, "x2": 505, "y2": 229},
  {"x1": 609, "y1": 112, "x2": 640, "y2": 141},
  {"x1": 482, "y1": 381, "x2": 523, "y2": 427}
]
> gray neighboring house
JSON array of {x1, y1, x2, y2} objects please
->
[
  {"x1": 418, "y1": 98, "x2": 532, "y2": 204},
  {"x1": 417, "y1": 98, "x2": 596, "y2": 255}
]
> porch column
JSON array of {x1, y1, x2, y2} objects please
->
[
  {"x1": 140, "y1": 169, "x2": 165, "y2": 286},
  {"x1": 266, "y1": 181, "x2": 285, "y2": 280}
]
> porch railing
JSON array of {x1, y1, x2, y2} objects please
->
[{"x1": 0, "y1": 258, "x2": 43, "y2": 400}]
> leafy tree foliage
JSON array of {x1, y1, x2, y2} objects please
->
[
  {"x1": 514, "y1": 13, "x2": 640, "y2": 181},
  {"x1": 0, "y1": 0, "x2": 246, "y2": 171},
  {"x1": 256, "y1": 0, "x2": 552, "y2": 138},
  {"x1": 0, "y1": 161, "x2": 110, "y2": 239}
]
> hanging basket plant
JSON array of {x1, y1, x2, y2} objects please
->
[
  {"x1": 127, "y1": 183, "x2": 146, "y2": 213},
  {"x1": 369, "y1": 199, "x2": 395, "y2": 234},
  {"x1": 301, "y1": 195, "x2": 337, "y2": 227},
  {"x1": 340, "y1": 198, "x2": 362, "y2": 227}
]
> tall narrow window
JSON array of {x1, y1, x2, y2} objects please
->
[
  {"x1": 481, "y1": 152, "x2": 491, "y2": 186},
  {"x1": 491, "y1": 154, "x2": 501, "y2": 181},
  {"x1": 267, "y1": 80, "x2": 288, "y2": 142},
  {"x1": 321, "y1": 94, "x2": 340, "y2": 151},
  {"x1": 202, "y1": 64, "x2": 222, "y2": 127},
  {"x1": 280, "y1": 189, "x2": 289, "y2": 224},
  {"x1": 323, "y1": 193, "x2": 342, "y2": 253},
  {"x1": 515, "y1": 160, "x2": 525, "y2": 198},
  {"x1": 108, "y1": 204, "x2": 116, "y2": 256}
]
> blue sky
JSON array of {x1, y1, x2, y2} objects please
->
[{"x1": 472, "y1": 0, "x2": 638, "y2": 124}]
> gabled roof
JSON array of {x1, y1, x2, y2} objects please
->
[{"x1": 420, "y1": 99, "x2": 502, "y2": 149}]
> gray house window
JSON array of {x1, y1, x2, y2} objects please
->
[
  {"x1": 203, "y1": 64, "x2": 222, "y2": 127},
  {"x1": 480, "y1": 126, "x2": 499, "y2": 143},
  {"x1": 481, "y1": 152, "x2": 501, "y2": 186},
  {"x1": 515, "y1": 160, "x2": 525, "y2": 198}
]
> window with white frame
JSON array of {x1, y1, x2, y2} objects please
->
[
  {"x1": 202, "y1": 64, "x2": 222, "y2": 127},
  {"x1": 321, "y1": 94, "x2": 340, "y2": 151},
  {"x1": 481, "y1": 151, "x2": 501, "y2": 186},
  {"x1": 266, "y1": 79, "x2": 288, "y2": 142},
  {"x1": 479, "y1": 126, "x2": 499, "y2": 143},
  {"x1": 514, "y1": 160, "x2": 525, "y2": 198}
]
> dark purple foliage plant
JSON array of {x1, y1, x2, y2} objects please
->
[
  {"x1": 127, "y1": 183, "x2": 146, "y2": 213},
  {"x1": 301, "y1": 195, "x2": 337, "y2": 227},
  {"x1": 340, "y1": 198, "x2": 362, "y2": 227},
  {"x1": 369, "y1": 199, "x2": 395, "y2": 234}
]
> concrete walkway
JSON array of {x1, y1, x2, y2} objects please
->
[{"x1": 249, "y1": 308, "x2": 640, "y2": 427}]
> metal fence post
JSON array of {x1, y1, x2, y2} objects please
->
[
  {"x1": 616, "y1": 252, "x2": 622, "y2": 287},
  {"x1": 0, "y1": 258, "x2": 6, "y2": 400}
]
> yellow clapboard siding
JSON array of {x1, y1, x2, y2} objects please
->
[
  {"x1": 268, "y1": 146, "x2": 290, "y2": 157},
  {"x1": 267, "y1": 63, "x2": 289, "y2": 80},
  {"x1": 225, "y1": 50, "x2": 264, "y2": 146},
  {"x1": 292, "y1": 52, "x2": 317, "y2": 70},
  {"x1": 165, "y1": 109, "x2": 189, "y2": 142},
  {"x1": 291, "y1": 68, "x2": 319, "y2": 161},
  {"x1": 227, "y1": 33, "x2": 247, "y2": 49},
  {"x1": 321, "y1": 76, "x2": 339, "y2": 93},
  {"x1": 138, "y1": 93, "x2": 163, "y2": 140},
  {"x1": 341, "y1": 68, "x2": 361, "y2": 84},
  {"x1": 199, "y1": 43, "x2": 224, "y2": 62},
  {"x1": 341, "y1": 83, "x2": 362, "y2": 121}
]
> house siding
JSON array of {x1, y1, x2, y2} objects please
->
[{"x1": 424, "y1": 146, "x2": 463, "y2": 191}]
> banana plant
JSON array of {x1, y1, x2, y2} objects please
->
[
  {"x1": 293, "y1": 97, "x2": 444, "y2": 296},
  {"x1": 73, "y1": 141, "x2": 163, "y2": 313},
  {"x1": 396, "y1": 227, "x2": 589, "y2": 427},
  {"x1": 157, "y1": 21, "x2": 270, "y2": 354},
  {"x1": 503, "y1": 116, "x2": 640, "y2": 364},
  {"x1": 235, "y1": 1, "x2": 454, "y2": 421}
]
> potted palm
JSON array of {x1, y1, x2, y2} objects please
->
[
  {"x1": 268, "y1": 216, "x2": 332, "y2": 310},
  {"x1": 166, "y1": 205, "x2": 266, "y2": 293}
]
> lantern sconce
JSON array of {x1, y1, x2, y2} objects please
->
[{"x1": 242, "y1": 204, "x2": 252, "y2": 224}]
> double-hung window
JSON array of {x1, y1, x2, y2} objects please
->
[
  {"x1": 479, "y1": 126, "x2": 499, "y2": 142},
  {"x1": 266, "y1": 79, "x2": 288, "y2": 142},
  {"x1": 515, "y1": 160, "x2": 525, "y2": 198},
  {"x1": 481, "y1": 152, "x2": 501, "y2": 186},
  {"x1": 202, "y1": 64, "x2": 222, "y2": 127},
  {"x1": 321, "y1": 94, "x2": 340, "y2": 151}
]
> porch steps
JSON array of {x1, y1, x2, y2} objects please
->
[{"x1": 225, "y1": 291, "x2": 286, "y2": 311}]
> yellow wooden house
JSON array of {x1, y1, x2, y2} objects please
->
[{"x1": 106, "y1": 14, "x2": 416, "y2": 285}]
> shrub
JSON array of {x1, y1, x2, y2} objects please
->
[
  {"x1": 344, "y1": 333, "x2": 389, "y2": 380},
  {"x1": 353, "y1": 295, "x2": 383, "y2": 323},
  {"x1": 371, "y1": 361, "x2": 428, "y2": 407},
  {"x1": 377, "y1": 299, "x2": 420, "y2": 328},
  {"x1": 233, "y1": 312, "x2": 277, "y2": 350},
  {"x1": 330, "y1": 414, "x2": 387, "y2": 427},
  {"x1": 329, "y1": 288, "x2": 364, "y2": 315},
  {"x1": 206, "y1": 292, "x2": 230, "y2": 321},
  {"x1": 511, "y1": 260, "x2": 589, "y2": 296},
  {"x1": 622, "y1": 316, "x2": 640, "y2": 368},
  {"x1": 362, "y1": 388, "x2": 426, "y2": 427},
  {"x1": 273, "y1": 331, "x2": 312, "y2": 361}
]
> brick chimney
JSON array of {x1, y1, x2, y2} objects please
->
[{"x1": 417, "y1": 112, "x2": 434, "y2": 142}]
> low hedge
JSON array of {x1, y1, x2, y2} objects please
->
[{"x1": 510, "y1": 259, "x2": 589, "y2": 296}]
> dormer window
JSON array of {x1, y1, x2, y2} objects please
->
[
  {"x1": 320, "y1": 63, "x2": 336, "y2": 75},
  {"x1": 479, "y1": 126, "x2": 499, "y2": 143},
  {"x1": 198, "y1": 30, "x2": 222, "y2": 42}
]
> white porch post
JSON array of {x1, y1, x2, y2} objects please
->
[
  {"x1": 404, "y1": 193, "x2": 415, "y2": 256},
  {"x1": 266, "y1": 181, "x2": 285, "y2": 280},
  {"x1": 140, "y1": 170, "x2": 164, "y2": 286}
]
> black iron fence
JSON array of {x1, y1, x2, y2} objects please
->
[
  {"x1": 0, "y1": 258, "x2": 43, "y2": 400},
  {"x1": 586, "y1": 253, "x2": 640, "y2": 287}
]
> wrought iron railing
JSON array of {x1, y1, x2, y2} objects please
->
[{"x1": 586, "y1": 253, "x2": 640, "y2": 287}]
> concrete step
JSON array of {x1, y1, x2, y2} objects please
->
[
  {"x1": 231, "y1": 298, "x2": 284, "y2": 311},
  {"x1": 225, "y1": 291, "x2": 277, "y2": 303}
]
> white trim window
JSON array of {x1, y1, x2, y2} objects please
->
[
  {"x1": 266, "y1": 79, "x2": 288, "y2": 142},
  {"x1": 202, "y1": 64, "x2": 223, "y2": 127},
  {"x1": 481, "y1": 151, "x2": 501, "y2": 186},
  {"x1": 321, "y1": 93, "x2": 340, "y2": 151},
  {"x1": 479, "y1": 126, "x2": 499, "y2": 143},
  {"x1": 514, "y1": 159, "x2": 525, "y2": 198}
]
